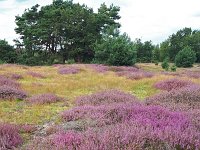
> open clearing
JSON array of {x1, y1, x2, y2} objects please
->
[{"x1": 0, "y1": 63, "x2": 200, "y2": 149}]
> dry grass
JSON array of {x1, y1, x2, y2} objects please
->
[{"x1": 0, "y1": 63, "x2": 199, "y2": 125}]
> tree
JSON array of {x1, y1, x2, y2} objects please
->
[
  {"x1": 152, "y1": 44, "x2": 160, "y2": 62},
  {"x1": 15, "y1": 0, "x2": 121, "y2": 64},
  {"x1": 135, "y1": 39, "x2": 154, "y2": 63},
  {"x1": 190, "y1": 31, "x2": 200, "y2": 62},
  {"x1": 170, "y1": 65, "x2": 177, "y2": 72},
  {"x1": 168, "y1": 27, "x2": 192, "y2": 61},
  {"x1": 159, "y1": 40, "x2": 170, "y2": 61},
  {"x1": 160, "y1": 27, "x2": 200, "y2": 63},
  {"x1": 175, "y1": 46, "x2": 196, "y2": 68},
  {"x1": 0, "y1": 39, "x2": 17, "y2": 63},
  {"x1": 94, "y1": 26, "x2": 136, "y2": 66},
  {"x1": 161, "y1": 58, "x2": 169, "y2": 71}
]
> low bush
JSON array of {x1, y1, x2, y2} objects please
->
[
  {"x1": 87, "y1": 64, "x2": 110, "y2": 73},
  {"x1": 108, "y1": 66, "x2": 139, "y2": 72},
  {"x1": 19, "y1": 124, "x2": 37, "y2": 133},
  {"x1": 10, "y1": 74, "x2": 23, "y2": 80},
  {"x1": 0, "y1": 75, "x2": 20, "y2": 88},
  {"x1": 27, "y1": 93, "x2": 63, "y2": 105},
  {"x1": 75, "y1": 90, "x2": 139, "y2": 106},
  {"x1": 161, "y1": 58, "x2": 169, "y2": 71},
  {"x1": 146, "y1": 85, "x2": 200, "y2": 110},
  {"x1": 31, "y1": 105, "x2": 199, "y2": 149},
  {"x1": 61, "y1": 103, "x2": 140, "y2": 124},
  {"x1": 58, "y1": 66, "x2": 80, "y2": 75},
  {"x1": 27, "y1": 71, "x2": 46, "y2": 78},
  {"x1": 170, "y1": 65, "x2": 177, "y2": 72},
  {"x1": 0, "y1": 123, "x2": 22, "y2": 149},
  {"x1": 154, "y1": 78, "x2": 193, "y2": 91},
  {"x1": 185, "y1": 71, "x2": 200, "y2": 79},
  {"x1": 117, "y1": 71, "x2": 154, "y2": 80},
  {"x1": 0, "y1": 85, "x2": 27, "y2": 100}
]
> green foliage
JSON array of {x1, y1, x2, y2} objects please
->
[
  {"x1": 0, "y1": 60, "x2": 4, "y2": 64},
  {"x1": 160, "y1": 27, "x2": 200, "y2": 63},
  {"x1": 159, "y1": 40, "x2": 170, "y2": 61},
  {"x1": 161, "y1": 58, "x2": 169, "y2": 71},
  {"x1": 94, "y1": 27, "x2": 136, "y2": 66},
  {"x1": 168, "y1": 27, "x2": 192, "y2": 61},
  {"x1": 152, "y1": 45, "x2": 160, "y2": 62},
  {"x1": 175, "y1": 46, "x2": 196, "y2": 68},
  {"x1": 66, "y1": 59, "x2": 75, "y2": 64},
  {"x1": 14, "y1": 0, "x2": 121, "y2": 64},
  {"x1": 154, "y1": 61, "x2": 159, "y2": 66},
  {"x1": 135, "y1": 39, "x2": 154, "y2": 63},
  {"x1": 0, "y1": 39, "x2": 17, "y2": 63},
  {"x1": 190, "y1": 31, "x2": 200, "y2": 62},
  {"x1": 170, "y1": 65, "x2": 177, "y2": 72}
]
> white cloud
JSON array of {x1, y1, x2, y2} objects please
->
[
  {"x1": 0, "y1": 0, "x2": 200, "y2": 45},
  {"x1": 0, "y1": 0, "x2": 52, "y2": 44}
]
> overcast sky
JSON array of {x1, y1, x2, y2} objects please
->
[{"x1": 0, "y1": 0, "x2": 200, "y2": 45}]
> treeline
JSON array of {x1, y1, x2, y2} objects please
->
[{"x1": 0, "y1": 0, "x2": 199, "y2": 67}]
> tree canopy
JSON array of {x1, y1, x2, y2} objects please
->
[
  {"x1": 94, "y1": 26, "x2": 136, "y2": 66},
  {"x1": 175, "y1": 46, "x2": 196, "y2": 67},
  {"x1": 15, "y1": 0, "x2": 120, "y2": 64},
  {"x1": 160, "y1": 27, "x2": 200, "y2": 63},
  {"x1": 0, "y1": 39, "x2": 17, "y2": 63}
]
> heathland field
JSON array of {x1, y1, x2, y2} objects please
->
[{"x1": 0, "y1": 63, "x2": 200, "y2": 149}]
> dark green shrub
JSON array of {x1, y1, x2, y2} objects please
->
[
  {"x1": 161, "y1": 58, "x2": 169, "y2": 71},
  {"x1": 154, "y1": 61, "x2": 159, "y2": 65},
  {"x1": 67, "y1": 59, "x2": 75, "y2": 64},
  {"x1": 175, "y1": 46, "x2": 196, "y2": 68},
  {"x1": 94, "y1": 27, "x2": 136, "y2": 66},
  {"x1": 0, "y1": 40, "x2": 17, "y2": 63},
  {"x1": 0, "y1": 60, "x2": 4, "y2": 64},
  {"x1": 170, "y1": 65, "x2": 177, "y2": 72}
]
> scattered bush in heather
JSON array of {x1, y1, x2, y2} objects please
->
[
  {"x1": 19, "y1": 124, "x2": 37, "y2": 133},
  {"x1": 58, "y1": 66, "x2": 80, "y2": 75},
  {"x1": 161, "y1": 58, "x2": 169, "y2": 71},
  {"x1": 23, "y1": 83, "x2": 200, "y2": 150},
  {"x1": 185, "y1": 71, "x2": 200, "y2": 79},
  {"x1": 170, "y1": 65, "x2": 177, "y2": 72},
  {"x1": 87, "y1": 64, "x2": 153, "y2": 80},
  {"x1": 52, "y1": 64, "x2": 65, "y2": 68},
  {"x1": 75, "y1": 90, "x2": 139, "y2": 106},
  {"x1": 9, "y1": 73, "x2": 23, "y2": 80},
  {"x1": 0, "y1": 75, "x2": 20, "y2": 88},
  {"x1": 61, "y1": 103, "x2": 195, "y2": 130},
  {"x1": 27, "y1": 93, "x2": 64, "y2": 105},
  {"x1": 21, "y1": 137, "x2": 54, "y2": 150},
  {"x1": 27, "y1": 71, "x2": 46, "y2": 78},
  {"x1": 108, "y1": 66, "x2": 139, "y2": 72},
  {"x1": 60, "y1": 119, "x2": 97, "y2": 132},
  {"x1": 87, "y1": 64, "x2": 110, "y2": 73},
  {"x1": 108, "y1": 66, "x2": 154, "y2": 80},
  {"x1": 61, "y1": 103, "x2": 140, "y2": 124},
  {"x1": 0, "y1": 85, "x2": 27, "y2": 100},
  {"x1": 87, "y1": 64, "x2": 140, "y2": 74},
  {"x1": 0, "y1": 123, "x2": 23, "y2": 149},
  {"x1": 116, "y1": 71, "x2": 154, "y2": 80},
  {"x1": 51, "y1": 130, "x2": 83, "y2": 149},
  {"x1": 154, "y1": 78, "x2": 193, "y2": 91},
  {"x1": 35, "y1": 105, "x2": 200, "y2": 150},
  {"x1": 53, "y1": 119, "x2": 199, "y2": 150},
  {"x1": 146, "y1": 85, "x2": 200, "y2": 110}
]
